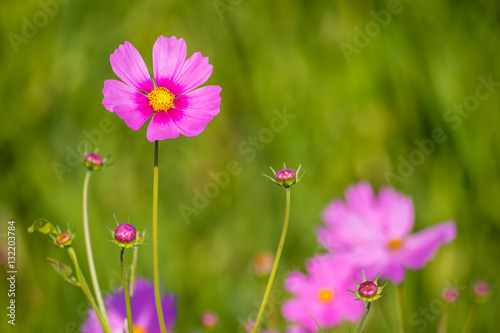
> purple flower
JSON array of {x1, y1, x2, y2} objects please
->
[
  {"x1": 81, "y1": 278, "x2": 176, "y2": 333},
  {"x1": 103, "y1": 35, "x2": 221, "y2": 142},
  {"x1": 317, "y1": 181, "x2": 457, "y2": 284},
  {"x1": 282, "y1": 254, "x2": 364, "y2": 331}
]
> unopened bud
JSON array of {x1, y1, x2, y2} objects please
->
[
  {"x1": 441, "y1": 286, "x2": 459, "y2": 304},
  {"x1": 55, "y1": 231, "x2": 73, "y2": 247},
  {"x1": 275, "y1": 169, "x2": 297, "y2": 187},
  {"x1": 84, "y1": 153, "x2": 103, "y2": 171},
  {"x1": 114, "y1": 223, "x2": 136, "y2": 244},
  {"x1": 200, "y1": 311, "x2": 218, "y2": 328}
]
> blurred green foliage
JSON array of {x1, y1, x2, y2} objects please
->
[{"x1": 1, "y1": 0, "x2": 500, "y2": 332}]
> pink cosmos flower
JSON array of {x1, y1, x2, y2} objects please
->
[
  {"x1": 282, "y1": 254, "x2": 364, "y2": 331},
  {"x1": 81, "y1": 278, "x2": 176, "y2": 333},
  {"x1": 317, "y1": 181, "x2": 457, "y2": 285},
  {"x1": 103, "y1": 35, "x2": 221, "y2": 142}
]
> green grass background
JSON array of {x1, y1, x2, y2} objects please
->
[{"x1": 1, "y1": 0, "x2": 499, "y2": 332}]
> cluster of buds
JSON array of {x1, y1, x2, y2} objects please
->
[
  {"x1": 264, "y1": 164, "x2": 304, "y2": 188},
  {"x1": 349, "y1": 271, "x2": 388, "y2": 302}
]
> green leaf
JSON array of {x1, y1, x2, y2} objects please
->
[
  {"x1": 28, "y1": 219, "x2": 59, "y2": 235},
  {"x1": 46, "y1": 257, "x2": 79, "y2": 286}
]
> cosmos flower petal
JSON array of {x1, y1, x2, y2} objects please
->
[
  {"x1": 174, "y1": 85, "x2": 222, "y2": 117},
  {"x1": 379, "y1": 187, "x2": 414, "y2": 238},
  {"x1": 146, "y1": 111, "x2": 181, "y2": 142},
  {"x1": 153, "y1": 35, "x2": 187, "y2": 89},
  {"x1": 284, "y1": 271, "x2": 309, "y2": 295},
  {"x1": 110, "y1": 42, "x2": 154, "y2": 93},
  {"x1": 166, "y1": 108, "x2": 213, "y2": 137},
  {"x1": 170, "y1": 52, "x2": 213, "y2": 95},
  {"x1": 103, "y1": 79, "x2": 153, "y2": 130},
  {"x1": 402, "y1": 220, "x2": 457, "y2": 270}
]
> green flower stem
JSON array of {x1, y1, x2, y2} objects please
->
[
  {"x1": 396, "y1": 283, "x2": 410, "y2": 333},
  {"x1": 129, "y1": 247, "x2": 138, "y2": 297},
  {"x1": 67, "y1": 247, "x2": 111, "y2": 333},
  {"x1": 252, "y1": 186, "x2": 291, "y2": 333},
  {"x1": 121, "y1": 247, "x2": 134, "y2": 333},
  {"x1": 437, "y1": 305, "x2": 449, "y2": 333},
  {"x1": 355, "y1": 302, "x2": 372, "y2": 333},
  {"x1": 82, "y1": 171, "x2": 108, "y2": 321},
  {"x1": 152, "y1": 141, "x2": 167, "y2": 333},
  {"x1": 461, "y1": 302, "x2": 479, "y2": 333}
]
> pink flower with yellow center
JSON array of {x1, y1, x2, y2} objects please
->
[
  {"x1": 317, "y1": 181, "x2": 457, "y2": 284},
  {"x1": 103, "y1": 35, "x2": 221, "y2": 142},
  {"x1": 282, "y1": 254, "x2": 364, "y2": 331}
]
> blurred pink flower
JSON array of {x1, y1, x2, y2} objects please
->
[
  {"x1": 282, "y1": 254, "x2": 364, "y2": 331},
  {"x1": 103, "y1": 35, "x2": 221, "y2": 142},
  {"x1": 317, "y1": 181, "x2": 457, "y2": 284}
]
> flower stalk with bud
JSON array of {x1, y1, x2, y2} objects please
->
[
  {"x1": 252, "y1": 165, "x2": 303, "y2": 333},
  {"x1": 349, "y1": 271, "x2": 388, "y2": 333}
]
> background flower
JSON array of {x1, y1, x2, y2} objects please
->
[
  {"x1": 317, "y1": 182, "x2": 457, "y2": 284},
  {"x1": 102, "y1": 35, "x2": 221, "y2": 141},
  {"x1": 81, "y1": 278, "x2": 176, "y2": 333},
  {"x1": 282, "y1": 254, "x2": 364, "y2": 331}
]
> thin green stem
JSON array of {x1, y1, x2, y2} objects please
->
[
  {"x1": 252, "y1": 186, "x2": 291, "y2": 333},
  {"x1": 396, "y1": 283, "x2": 409, "y2": 333},
  {"x1": 129, "y1": 247, "x2": 138, "y2": 297},
  {"x1": 152, "y1": 141, "x2": 167, "y2": 333},
  {"x1": 437, "y1": 305, "x2": 449, "y2": 333},
  {"x1": 355, "y1": 302, "x2": 372, "y2": 333},
  {"x1": 67, "y1": 247, "x2": 111, "y2": 333},
  {"x1": 82, "y1": 171, "x2": 108, "y2": 321},
  {"x1": 121, "y1": 247, "x2": 134, "y2": 333},
  {"x1": 461, "y1": 302, "x2": 479, "y2": 333}
]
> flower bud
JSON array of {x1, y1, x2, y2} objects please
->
[
  {"x1": 252, "y1": 251, "x2": 274, "y2": 277},
  {"x1": 441, "y1": 286, "x2": 459, "y2": 304},
  {"x1": 349, "y1": 271, "x2": 388, "y2": 302},
  {"x1": 473, "y1": 280, "x2": 490, "y2": 301},
  {"x1": 55, "y1": 231, "x2": 73, "y2": 247},
  {"x1": 200, "y1": 311, "x2": 218, "y2": 328},
  {"x1": 275, "y1": 169, "x2": 297, "y2": 187},
  {"x1": 114, "y1": 223, "x2": 137, "y2": 244},
  {"x1": 84, "y1": 153, "x2": 103, "y2": 171},
  {"x1": 359, "y1": 281, "x2": 378, "y2": 298}
]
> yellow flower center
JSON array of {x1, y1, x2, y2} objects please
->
[
  {"x1": 318, "y1": 288, "x2": 334, "y2": 302},
  {"x1": 388, "y1": 238, "x2": 403, "y2": 251},
  {"x1": 148, "y1": 87, "x2": 174, "y2": 111},
  {"x1": 133, "y1": 326, "x2": 147, "y2": 333}
]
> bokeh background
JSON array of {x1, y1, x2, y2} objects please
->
[{"x1": 1, "y1": 0, "x2": 499, "y2": 332}]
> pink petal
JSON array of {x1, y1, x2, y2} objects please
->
[
  {"x1": 284, "y1": 271, "x2": 309, "y2": 295},
  {"x1": 146, "y1": 111, "x2": 181, "y2": 142},
  {"x1": 379, "y1": 187, "x2": 414, "y2": 238},
  {"x1": 345, "y1": 181, "x2": 376, "y2": 214},
  {"x1": 167, "y1": 108, "x2": 214, "y2": 137},
  {"x1": 153, "y1": 36, "x2": 187, "y2": 90},
  {"x1": 169, "y1": 52, "x2": 213, "y2": 95},
  {"x1": 402, "y1": 221, "x2": 457, "y2": 270},
  {"x1": 103, "y1": 79, "x2": 153, "y2": 130},
  {"x1": 174, "y1": 85, "x2": 222, "y2": 117},
  {"x1": 110, "y1": 41, "x2": 154, "y2": 93}
]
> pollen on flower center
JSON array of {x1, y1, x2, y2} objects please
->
[
  {"x1": 133, "y1": 326, "x2": 147, "y2": 333},
  {"x1": 318, "y1": 288, "x2": 334, "y2": 302},
  {"x1": 388, "y1": 238, "x2": 403, "y2": 251},
  {"x1": 148, "y1": 87, "x2": 174, "y2": 111}
]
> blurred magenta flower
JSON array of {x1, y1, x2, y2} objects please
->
[
  {"x1": 81, "y1": 278, "x2": 176, "y2": 333},
  {"x1": 103, "y1": 35, "x2": 221, "y2": 142},
  {"x1": 282, "y1": 254, "x2": 364, "y2": 331},
  {"x1": 317, "y1": 181, "x2": 457, "y2": 284}
]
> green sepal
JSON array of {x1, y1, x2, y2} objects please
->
[
  {"x1": 28, "y1": 219, "x2": 59, "y2": 235},
  {"x1": 46, "y1": 257, "x2": 80, "y2": 286}
]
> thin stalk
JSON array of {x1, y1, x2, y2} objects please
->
[
  {"x1": 152, "y1": 141, "x2": 167, "y2": 333},
  {"x1": 121, "y1": 248, "x2": 134, "y2": 333},
  {"x1": 396, "y1": 283, "x2": 409, "y2": 333},
  {"x1": 355, "y1": 302, "x2": 372, "y2": 333},
  {"x1": 82, "y1": 171, "x2": 108, "y2": 320},
  {"x1": 437, "y1": 305, "x2": 449, "y2": 333},
  {"x1": 252, "y1": 186, "x2": 291, "y2": 333},
  {"x1": 461, "y1": 303, "x2": 479, "y2": 333},
  {"x1": 67, "y1": 247, "x2": 111, "y2": 333},
  {"x1": 129, "y1": 248, "x2": 138, "y2": 297}
]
